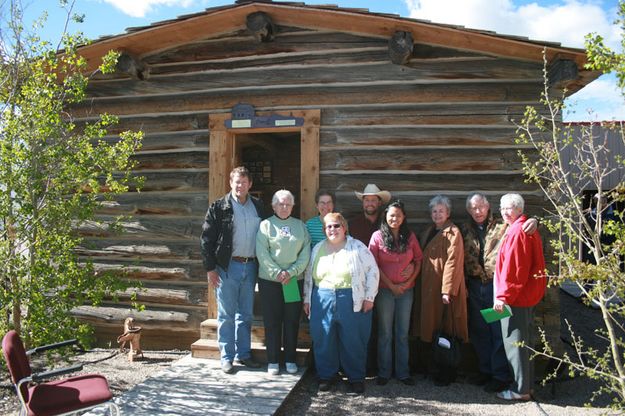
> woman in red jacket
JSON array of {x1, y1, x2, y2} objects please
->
[{"x1": 493, "y1": 193, "x2": 546, "y2": 401}]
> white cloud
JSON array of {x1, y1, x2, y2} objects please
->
[
  {"x1": 564, "y1": 74, "x2": 625, "y2": 121},
  {"x1": 403, "y1": 0, "x2": 619, "y2": 49},
  {"x1": 102, "y1": 0, "x2": 196, "y2": 18}
]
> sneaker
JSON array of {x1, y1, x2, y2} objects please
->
[
  {"x1": 496, "y1": 389, "x2": 531, "y2": 401},
  {"x1": 376, "y1": 377, "x2": 389, "y2": 386},
  {"x1": 234, "y1": 357, "x2": 261, "y2": 369},
  {"x1": 285, "y1": 362, "x2": 298, "y2": 374},
  {"x1": 400, "y1": 377, "x2": 415, "y2": 386},
  {"x1": 484, "y1": 379, "x2": 509, "y2": 393},
  {"x1": 267, "y1": 363, "x2": 280, "y2": 375},
  {"x1": 221, "y1": 360, "x2": 234, "y2": 374},
  {"x1": 350, "y1": 381, "x2": 365, "y2": 395}
]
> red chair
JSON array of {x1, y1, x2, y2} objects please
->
[{"x1": 2, "y1": 330, "x2": 119, "y2": 416}]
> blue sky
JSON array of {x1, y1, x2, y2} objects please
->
[{"x1": 23, "y1": 0, "x2": 624, "y2": 121}]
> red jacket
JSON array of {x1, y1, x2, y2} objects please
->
[{"x1": 495, "y1": 215, "x2": 546, "y2": 307}]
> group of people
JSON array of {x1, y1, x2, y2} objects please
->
[{"x1": 200, "y1": 166, "x2": 546, "y2": 401}]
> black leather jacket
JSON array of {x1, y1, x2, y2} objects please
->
[{"x1": 200, "y1": 193, "x2": 265, "y2": 272}]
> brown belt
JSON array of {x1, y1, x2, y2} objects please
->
[{"x1": 231, "y1": 256, "x2": 256, "y2": 263}]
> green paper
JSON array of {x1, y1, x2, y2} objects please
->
[
  {"x1": 282, "y1": 278, "x2": 301, "y2": 303},
  {"x1": 480, "y1": 305, "x2": 512, "y2": 323}
]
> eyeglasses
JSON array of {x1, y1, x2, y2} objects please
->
[
  {"x1": 325, "y1": 224, "x2": 342, "y2": 229},
  {"x1": 277, "y1": 203, "x2": 293, "y2": 208}
]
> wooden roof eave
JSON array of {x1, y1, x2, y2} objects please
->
[{"x1": 77, "y1": 2, "x2": 593, "y2": 87}]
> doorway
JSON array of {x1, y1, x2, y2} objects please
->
[
  {"x1": 235, "y1": 132, "x2": 301, "y2": 218},
  {"x1": 207, "y1": 109, "x2": 320, "y2": 222}
]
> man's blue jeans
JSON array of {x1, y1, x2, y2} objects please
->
[
  {"x1": 216, "y1": 260, "x2": 256, "y2": 363},
  {"x1": 467, "y1": 278, "x2": 510, "y2": 382},
  {"x1": 376, "y1": 287, "x2": 413, "y2": 380},
  {"x1": 310, "y1": 287, "x2": 372, "y2": 382}
]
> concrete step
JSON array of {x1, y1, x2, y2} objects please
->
[
  {"x1": 190, "y1": 338, "x2": 310, "y2": 366},
  {"x1": 199, "y1": 318, "x2": 312, "y2": 348}
]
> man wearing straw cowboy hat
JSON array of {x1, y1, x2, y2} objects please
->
[
  {"x1": 348, "y1": 184, "x2": 392, "y2": 375},
  {"x1": 349, "y1": 184, "x2": 392, "y2": 245}
]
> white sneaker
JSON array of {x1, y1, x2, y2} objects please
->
[
  {"x1": 267, "y1": 363, "x2": 279, "y2": 375},
  {"x1": 286, "y1": 362, "x2": 298, "y2": 374}
]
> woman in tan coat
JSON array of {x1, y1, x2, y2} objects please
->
[{"x1": 419, "y1": 195, "x2": 468, "y2": 386}]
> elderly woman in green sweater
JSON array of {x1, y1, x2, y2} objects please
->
[{"x1": 256, "y1": 189, "x2": 311, "y2": 376}]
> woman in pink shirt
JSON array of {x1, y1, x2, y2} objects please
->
[{"x1": 369, "y1": 200, "x2": 423, "y2": 386}]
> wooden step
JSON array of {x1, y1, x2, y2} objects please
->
[
  {"x1": 190, "y1": 338, "x2": 310, "y2": 366},
  {"x1": 199, "y1": 318, "x2": 312, "y2": 348}
]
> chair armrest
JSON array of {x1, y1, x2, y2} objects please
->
[
  {"x1": 31, "y1": 364, "x2": 83, "y2": 383},
  {"x1": 26, "y1": 339, "x2": 78, "y2": 356}
]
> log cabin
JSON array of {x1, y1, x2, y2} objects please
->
[{"x1": 70, "y1": 0, "x2": 599, "y2": 354}]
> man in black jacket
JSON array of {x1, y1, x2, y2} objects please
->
[{"x1": 201, "y1": 166, "x2": 264, "y2": 374}]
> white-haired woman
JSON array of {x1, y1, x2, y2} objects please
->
[
  {"x1": 493, "y1": 193, "x2": 546, "y2": 401},
  {"x1": 418, "y1": 195, "x2": 468, "y2": 386},
  {"x1": 256, "y1": 189, "x2": 311, "y2": 376}
]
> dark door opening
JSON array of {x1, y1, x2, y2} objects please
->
[{"x1": 235, "y1": 132, "x2": 302, "y2": 218}]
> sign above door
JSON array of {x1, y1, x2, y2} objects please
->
[{"x1": 225, "y1": 103, "x2": 304, "y2": 129}]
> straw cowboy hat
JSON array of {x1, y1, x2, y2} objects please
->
[{"x1": 355, "y1": 184, "x2": 391, "y2": 204}]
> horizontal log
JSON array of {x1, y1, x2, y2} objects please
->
[
  {"x1": 132, "y1": 150, "x2": 208, "y2": 170},
  {"x1": 320, "y1": 103, "x2": 530, "y2": 126},
  {"x1": 89, "y1": 259, "x2": 206, "y2": 281},
  {"x1": 320, "y1": 171, "x2": 534, "y2": 193},
  {"x1": 80, "y1": 113, "x2": 209, "y2": 135},
  {"x1": 142, "y1": 30, "x2": 387, "y2": 64},
  {"x1": 77, "y1": 238, "x2": 201, "y2": 260},
  {"x1": 85, "y1": 58, "x2": 542, "y2": 97},
  {"x1": 73, "y1": 305, "x2": 194, "y2": 325},
  {"x1": 70, "y1": 82, "x2": 544, "y2": 117},
  {"x1": 116, "y1": 285, "x2": 207, "y2": 307},
  {"x1": 96, "y1": 191, "x2": 208, "y2": 216},
  {"x1": 147, "y1": 47, "x2": 390, "y2": 75},
  {"x1": 87, "y1": 322, "x2": 200, "y2": 350},
  {"x1": 320, "y1": 126, "x2": 519, "y2": 146},
  {"x1": 78, "y1": 215, "x2": 203, "y2": 239},
  {"x1": 321, "y1": 147, "x2": 528, "y2": 171},
  {"x1": 100, "y1": 130, "x2": 209, "y2": 152},
  {"x1": 73, "y1": 305, "x2": 204, "y2": 349},
  {"x1": 119, "y1": 169, "x2": 208, "y2": 192}
]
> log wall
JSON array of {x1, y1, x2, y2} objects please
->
[{"x1": 74, "y1": 27, "x2": 546, "y2": 349}]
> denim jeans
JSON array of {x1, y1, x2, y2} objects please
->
[
  {"x1": 376, "y1": 288, "x2": 413, "y2": 380},
  {"x1": 310, "y1": 287, "x2": 372, "y2": 382},
  {"x1": 467, "y1": 278, "x2": 510, "y2": 382},
  {"x1": 216, "y1": 260, "x2": 257, "y2": 363}
]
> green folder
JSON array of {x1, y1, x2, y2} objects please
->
[
  {"x1": 282, "y1": 278, "x2": 301, "y2": 303},
  {"x1": 480, "y1": 305, "x2": 512, "y2": 323}
]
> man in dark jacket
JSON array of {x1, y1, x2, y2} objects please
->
[{"x1": 201, "y1": 166, "x2": 264, "y2": 374}]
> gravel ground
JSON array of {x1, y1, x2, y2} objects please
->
[{"x1": 0, "y1": 291, "x2": 621, "y2": 415}]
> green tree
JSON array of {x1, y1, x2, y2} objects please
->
[
  {"x1": 515, "y1": 3, "x2": 625, "y2": 408},
  {"x1": 0, "y1": 0, "x2": 143, "y2": 348}
]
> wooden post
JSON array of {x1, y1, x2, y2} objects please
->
[{"x1": 299, "y1": 109, "x2": 320, "y2": 221}]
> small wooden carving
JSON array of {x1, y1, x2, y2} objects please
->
[
  {"x1": 117, "y1": 317, "x2": 143, "y2": 361},
  {"x1": 246, "y1": 12, "x2": 275, "y2": 43},
  {"x1": 116, "y1": 52, "x2": 147, "y2": 80},
  {"x1": 389, "y1": 31, "x2": 414, "y2": 65}
]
